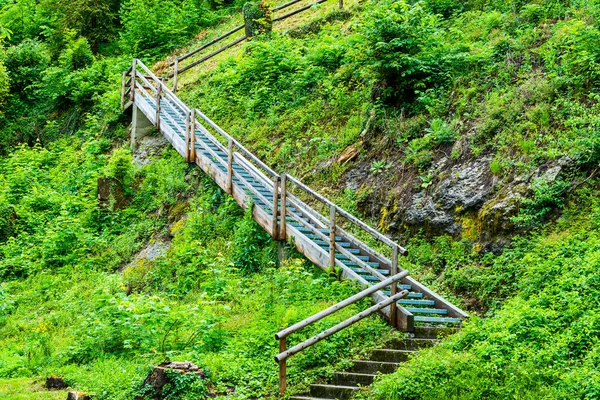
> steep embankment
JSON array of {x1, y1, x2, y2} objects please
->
[
  {"x1": 2, "y1": 0, "x2": 600, "y2": 398},
  {"x1": 0, "y1": 135, "x2": 391, "y2": 399},
  {"x1": 166, "y1": 0, "x2": 600, "y2": 397}
]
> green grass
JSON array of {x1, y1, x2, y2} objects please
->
[{"x1": 0, "y1": 378, "x2": 69, "y2": 400}]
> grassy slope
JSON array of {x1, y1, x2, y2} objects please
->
[
  {"x1": 164, "y1": 0, "x2": 600, "y2": 398},
  {"x1": 3, "y1": 0, "x2": 600, "y2": 398},
  {"x1": 0, "y1": 136, "x2": 390, "y2": 399}
]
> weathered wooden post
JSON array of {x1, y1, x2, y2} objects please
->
[
  {"x1": 227, "y1": 139, "x2": 234, "y2": 194},
  {"x1": 190, "y1": 109, "x2": 197, "y2": 162},
  {"x1": 329, "y1": 205, "x2": 336, "y2": 275},
  {"x1": 339, "y1": 0, "x2": 343, "y2": 8},
  {"x1": 184, "y1": 111, "x2": 191, "y2": 162},
  {"x1": 279, "y1": 174, "x2": 287, "y2": 241},
  {"x1": 173, "y1": 58, "x2": 179, "y2": 92},
  {"x1": 390, "y1": 244, "x2": 399, "y2": 327},
  {"x1": 130, "y1": 59, "x2": 137, "y2": 102},
  {"x1": 155, "y1": 85, "x2": 161, "y2": 133},
  {"x1": 121, "y1": 71, "x2": 127, "y2": 108},
  {"x1": 272, "y1": 176, "x2": 280, "y2": 239},
  {"x1": 279, "y1": 336, "x2": 287, "y2": 396},
  {"x1": 243, "y1": 1, "x2": 273, "y2": 38}
]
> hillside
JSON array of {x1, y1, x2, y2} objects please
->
[{"x1": 1, "y1": 0, "x2": 600, "y2": 398}]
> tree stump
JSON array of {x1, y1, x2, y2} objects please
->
[
  {"x1": 97, "y1": 177, "x2": 127, "y2": 209},
  {"x1": 140, "y1": 361, "x2": 206, "y2": 400},
  {"x1": 66, "y1": 392, "x2": 91, "y2": 400},
  {"x1": 45, "y1": 376, "x2": 67, "y2": 389}
]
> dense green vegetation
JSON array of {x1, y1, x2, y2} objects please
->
[
  {"x1": 2, "y1": 0, "x2": 600, "y2": 398},
  {"x1": 0, "y1": 140, "x2": 389, "y2": 398}
]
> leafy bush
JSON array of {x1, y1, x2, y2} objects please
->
[
  {"x1": 511, "y1": 178, "x2": 569, "y2": 229},
  {"x1": 232, "y1": 202, "x2": 274, "y2": 273},
  {"x1": 119, "y1": 0, "x2": 220, "y2": 56},
  {"x1": 360, "y1": 0, "x2": 468, "y2": 108}
]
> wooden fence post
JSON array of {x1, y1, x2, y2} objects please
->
[
  {"x1": 173, "y1": 58, "x2": 179, "y2": 92},
  {"x1": 155, "y1": 85, "x2": 161, "y2": 132},
  {"x1": 189, "y1": 109, "x2": 196, "y2": 163},
  {"x1": 339, "y1": 0, "x2": 343, "y2": 8},
  {"x1": 190, "y1": 110, "x2": 197, "y2": 161},
  {"x1": 227, "y1": 139, "x2": 234, "y2": 194},
  {"x1": 272, "y1": 176, "x2": 280, "y2": 239},
  {"x1": 130, "y1": 59, "x2": 136, "y2": 102},
  {"x1": 279, "y1": 336, "x2": 287, "y2": 396},
  {"x1": 329, "y1": 205, "x2": 336, "y2": 275},
  {"x1": 121, "y1": 71, "x2": 126, "y2": 108},
  {"x1": 279, "y1": 174, "x2": 287, "y2": 241},
  {"x1": 390, "y1": 245, "x2": 399, "y2": 327},
  {"x1": 185, "y1": 111, "x2": 191, "y2": 162}
]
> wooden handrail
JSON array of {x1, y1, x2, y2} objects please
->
[
  {"x1": 274, "y1": 270, "x2": 410, "y2": 395},
  {"x1": 194, "y1": 108, "x2": 279, "y2": 178},
  {"x1": 285, "y1": 173, "x2": 408, "y2": 255},
  {"x1": 273, "y1": 0, "x2": 329, "y2": 22},
  {"x1": 277, "y1": 290, "x2": 409, "y2": 362},
  {"x1": 160, "y1": 0, "x2": 344, "y2": 81},
  {"x1": 275, "y1": 270, "x2": 408, "y2": 340},
  {"x1": 168, "y1": 24, "x2": 245, "y2": 67},
  {"x1": 272, "y1": 0, "x2": 304, "y2": 11}
]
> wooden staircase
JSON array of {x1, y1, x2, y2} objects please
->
[
  {"x1": 122, "y1": 58, "x2": 468, "y2": 395},
  {"x1": 290, "y1": 328, "x2": 454, "y2": 400}
]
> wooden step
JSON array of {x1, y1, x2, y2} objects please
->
[
  {"x1": 414, "y1": 316, "x2": 462, "y2": 324},
  {"x1": 397, "y1": 299, "x2": 435, "y2": 306},
  {"x1": 350, "y1": 267, "x2": 387, "y2": 275},
  {"x1": 405, "y1": 308, "x2": 448, "y2": 315}
]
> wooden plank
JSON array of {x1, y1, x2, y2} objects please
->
[
  {"x1": 231, "y1": 169, "x2": 272, "y2": 209},
  {"x1": 272, "y1": 177, "x2": 280, "y2": 240},
  {"x1": 329, "y1": 206, "x2": 336, "y2": 273},
  {"x1": 280, "y1": 174, "x2": 287, "y2": 240},
  {"x1": 227, "y1": 139, "x2": 234, "y2": 194},
  {"x1": 390, "y1": 245, "x2": 398, "y2": 327},
  {"x1": 195, "y1": 109, "x2": 279, "y2": 177},
  {"x1": 285, "y1": 174, "x2": 407, "y2": 254}
]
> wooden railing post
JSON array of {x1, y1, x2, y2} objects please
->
[
  {"x1": 279, "y1": 336, "x2": 287, "y2": 396},
  {"x1": 155, "y1": 85, "x2": 161, "y2": 132},
  {"x1": 329, "y1": 205, "x2": 336, "y2": 275},
  {"x1": 184, "y1": 111, "x2": 191, "y2": 162},
  {"x1": 189, "y1": 109, "x2": 196, "y2": 163},
  {"x1": 227, "y1": 139, "x2": 234, "y2": 194},
  {"x1": 390, "y1": 244, "x2": 399, "y2": 327},
  {"x1": 190, "y1": 109, "x2": 197, "y2": 162},
  {"x1": 173, "y1": 58, "x2": 179, "y2": 92},
  {"x1": 280, "y1": 174, "x2": 287, "y2": 241},
  {"x1": 272, "y1": 176, "x2": 280, "y2": 239},
  {"x1": 121, "y1": 71, "x2": 126, "y2": 108},
  {"x1": 130, "y1": 59, "x2": 136, "y2": 102},
  {"x1": 339, "y1": 0, "x2": 343, "y2": 8}
]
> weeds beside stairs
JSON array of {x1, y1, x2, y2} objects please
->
[{"x1": 290, "y1": 327, "x2": 457, "y2": 400}]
